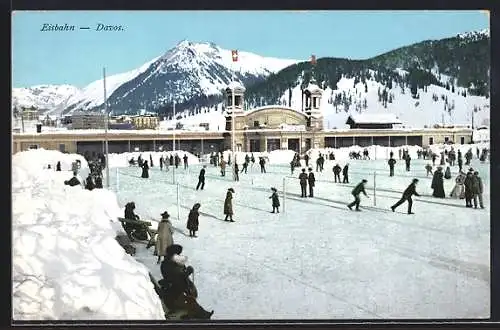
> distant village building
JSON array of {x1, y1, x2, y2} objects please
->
[
  {"x1": 346, "y1": 113, "x2": 402, "y2": 129},
  {"x1": 130, "y1": 114, "x2": 159, "y2": 130},
  {"x1": 21, "y1": 106, "x2": 39, "y2": 121},
  {"x1": 39, "y1": 114, "x2": 58, "y2": 127},
  {"x1": 71, "y1": 111, "x2": 106, "y2": 129}
]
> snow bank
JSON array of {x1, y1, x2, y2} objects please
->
[
  {"x1": 12, "y1": 150, "x2": 164, "y2": 320},
  {"x1": 108, "y1": 151, "x2": 201, "y2": 168},
  {"x1": 307, "y1": 143, "x2": 489, "y2": 165}
]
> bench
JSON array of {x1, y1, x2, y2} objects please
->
[{"x1": 118, "y1": 217, "x2": 157, "y2": 248}]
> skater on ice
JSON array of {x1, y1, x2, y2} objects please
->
[
  {"x1": 56, "y1": 161, "x2": 61, "y2": 171},
  {"x1": 269, "y1": 187, "x2": 280, "y2": 213},
  {"x1": 187, "y1": 203, "x2": 201, "y2": 238},
  {"x1": 425, "y1": 163, "x2": 433, "y2": 177},
  {"x1": 332, "y1": 164, "x2": 342, "y2": 183},
  {"x1": 388, "y1": 156, "x2": 396, "y2": 177},
  {"x1": 431, "y1": 167, "x2": 445, "y2": 198},
  {"x1": 342, "y1": 164, "x2": 349, "y2": 183},
  {"x1": 224, "y1": 188, "x2": 235, "y2": 222},
  {"x1": 155, "y1": 211, "x2": 174, "y2": 264},
  {"x1": 473, "y1": 171, "x2": 485, "y2": 209},
  {"x1": 141, "y1": 160, "x2": 150, "y2": 178},
  {"x1": 391, "y1": 178, "x2": 421, "y2": 214},
  {"x1": 196, "y1": 165, "x2": 206, "y2": 190},
  {"x1": 449, "y1": 171, "x2": 466, "y2": 199},
  {"x1": 299, "y1": 168, "x2": 308, "y2": 198},
  {"x1": 183, "y1": 154, "x2": 189, "y2": 169},
  {"x1": 347, "y1": 179, "x2": 369, "y2": 211},
  {"x1": 308, "y1": 168, "x2": 316, "y2": 197},
  {"x1": 444, "y1": 166, "x2": 452, "y2": 180}
]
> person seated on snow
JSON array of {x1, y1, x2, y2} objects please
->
[
  {"x1": 123, "y1": 202, "x2": 148, "y2": 240},
  {"x1": 159, "y1": 244, "x2": 213, "y2": 319},
  {"x1": 129, "y1": 157, "x2": 136, "y2": 166},
  {"x1": 85, "y1": 174, "x2": 95, "y2": 191},
  {"x1": 64, "y1": 171, "x2": 81, "y2": 187},
  {"x1": 94, "y1": 175, "x2": 103, "y2": 189}
]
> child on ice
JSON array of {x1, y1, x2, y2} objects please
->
[{"x1": 269, "y1": 187, "x2": 280, "y2": 213}]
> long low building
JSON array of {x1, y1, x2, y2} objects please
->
[
  {"x1": 12, "y1": 125, "x2": 473, "y2": 155},
  {"x1": 12, "y1": 80, "x2": 474, "y2": 155}
]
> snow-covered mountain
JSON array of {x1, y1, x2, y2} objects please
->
[
  {"x1": 13, "y1": 41, "x2": 298, "y2": 116},
  {"x1": 12, "y1": 85, "x2": 82, "y2": 115}
]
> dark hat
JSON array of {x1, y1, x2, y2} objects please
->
[
  {"x1": 271, "y1": 187, "x2": 277, "y2": 191},
  {"x1": 362, "y1": 179, "x2": 368, "y2": 183},
  {"x1": 166, "y1": 244, "x2": 183, "y2": 257},
  {"x1": 308, "y1": 168, "x2": 313, "y2": 171},
  {"x1": 412, "y1": 178, "x2": 419, "y2": 183},
  {"x1": 228, "y1": 188, "x2": 235, "y2": 193},
  {"x1": 193, "y1": 203, "x2": 201, "y2": 209},
  {"x1": 302, "y1": 168, "x2": 306, "y2": 172},
  {"x1": 161, "y1": 211, "x2": 170, "y2": 218},
  {"x1": 469, "y1": 168, "x2": 474, "y2": 172}
]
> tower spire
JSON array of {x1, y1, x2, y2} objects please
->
[{"x1": 310, "y1": 55, "x2": 317, "y2": 84}]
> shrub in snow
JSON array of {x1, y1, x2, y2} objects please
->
[{"x1": 12, "y1": 150, "x2": 164, "y2": 320}]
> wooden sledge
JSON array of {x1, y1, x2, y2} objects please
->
[{"x1": 118, "y1": 217, "x2": 157, "y2": 248}]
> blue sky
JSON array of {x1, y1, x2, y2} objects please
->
[{"x1": 12, "y1": 10, "x2": 489, "y2": 88}]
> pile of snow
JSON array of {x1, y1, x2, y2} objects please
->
[
  {"x1": 107, "y1": 151, "x2": 201, "y2": 168},
  {"x1": 12, "y1": 150, "x2": 164, "y2": 320}
]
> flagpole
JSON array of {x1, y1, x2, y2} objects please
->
[
  {"x1": 103, "y1": 67, "x2": 110, "y2": 188},
  {"x1": 172, "y1": 100, "x2": 176, "y2": 184},
  {"x1": 231, "y1": 50, "x2": 238, "y2": 181}
]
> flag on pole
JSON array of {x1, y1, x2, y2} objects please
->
[
  {"x1": 232, "y1": 50, "x2": 238, "y2": 62},
  {"x1": 311, "y1": 54, "x2": 316, "y2": 65}
]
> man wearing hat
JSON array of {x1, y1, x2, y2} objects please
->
[
  {"x1": 298, "y1": 168, "x2": 308, "y2": 198},
  {"x1": 391, "y1": 178, "x2": 421, "y2": 214},
  {"x1": 431, "y1": 166, "x2": 445, "y2": 198},
  {"x1": 155, "y1": 211, "x2": 174, "y2": 264},
  {"x1": 307, "y1": 167, "x2": 316, "y2": 197},
  {"x1": 348, "y1": 179, "x2": 369, "y2": 211},
  {"x1": 464, "y1": 169, "x2": 475, "y2": 207},
  {"x1": 224, "y1": 188, "x2": 235, "y2": 222}
]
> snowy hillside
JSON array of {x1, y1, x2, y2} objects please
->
[
  {"x1": 312, "y1": 74, "x2": 489, "y2": 129},
  {"x1": 12, "y1": 85, "x2": 81, "y2": 114}
]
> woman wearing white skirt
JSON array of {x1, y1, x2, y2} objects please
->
[{"x1": 450, "y1": 171, "x2": 466, "y2": 199}]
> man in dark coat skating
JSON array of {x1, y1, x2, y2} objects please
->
[
  {"x1": 347, "y1": 179, "x2": 369, "y2": 211},
  {"x1": 298, "y1": 168, "x2": 308, "y2": 198},
  {"x1": 307, "y1": 168, "x2": 316, "y2": 197},
  {"x1": 141, "y1": 160, "x2": 150, "y2": 178},
  {"x1": 391, "y1": 179, "x2": 421, "y2": 214},
  {"x1": 196, "y1": 165, "x2": 206, "y2": 190},
  {"x1": 304, "y1": 154, "x2": 309, "y2": 167},
  {"x1": 431, "y1": 167, "x2": 445, "y2": 198}
]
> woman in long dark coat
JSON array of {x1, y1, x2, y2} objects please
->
[
  {"x1": 187, "y1": 203, "x2": 201, "y2": 237},
  {"x1": 141, "y1": 160, "x2": 149, "y2": 178},
  {"x1": 431, "y1": 167, "x2": 445, "y2": 198},
  {"x1": 464, "y1": 170, "x2": 475, "y2": 207},
  {"x1": 223, "y1": 188, "x2": 235, "y2": 222}
]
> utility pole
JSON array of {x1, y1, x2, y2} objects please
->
[
  {"x1": 172, "y1": 100, "x2": 176, "y2": 184},
  {"x1": 103, "y1": 67, "x2": 110, "y2": 188}
]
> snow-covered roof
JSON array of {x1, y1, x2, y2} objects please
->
[
  {"x1": 304, "y1": 83, "x2": 323, "y2": 94},
  {"x1": 347, "y1": 113, "x2": 402, "y2": 125},
  {"x1": 243, "y1": 105, "x2": 307, "y2": 117},
  {"x1": 226, "y1": 81, "x2": 246, "y2": 92}
]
